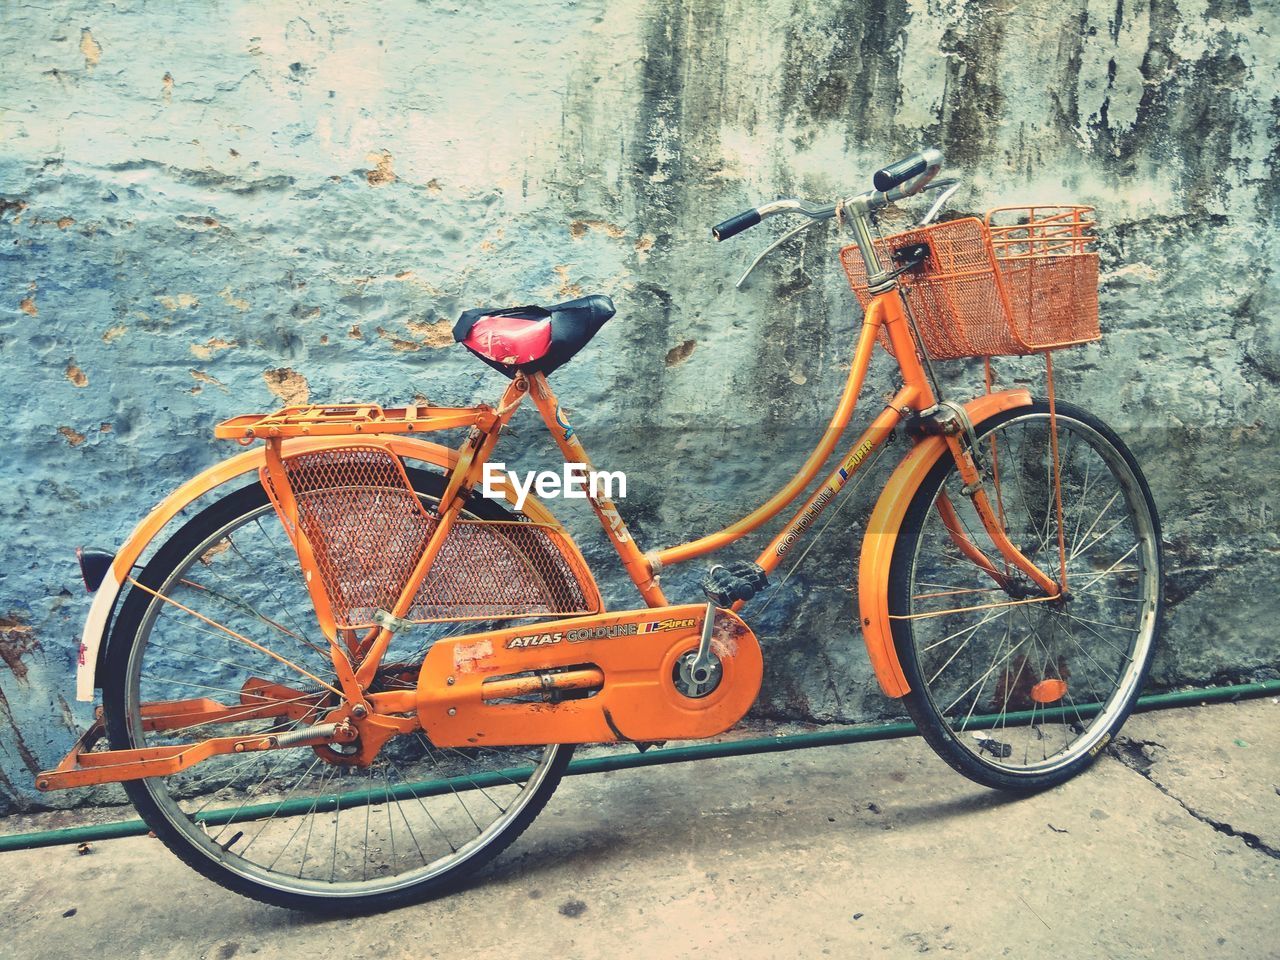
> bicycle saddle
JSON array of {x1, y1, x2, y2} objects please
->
[{"x1": 453, "y1": 294, "x2": 615, "y2": 377}]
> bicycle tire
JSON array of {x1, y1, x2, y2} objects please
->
[
  {"x1": 888, "y1": 400, "x2": 1163, "y2": 792},
  {"x1": 102, "y1": 467, "x2": 576, "y2": 913}
]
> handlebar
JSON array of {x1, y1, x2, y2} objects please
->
[
  {"x1": 710, "y1": 147, "x2": 946, "y2": 242},
  {"x1": 872, "y1": 148, "x2": 943, "y2": 192},
  {"x1": 711, "y1": 209, "x2": 761, "y2": 242}
]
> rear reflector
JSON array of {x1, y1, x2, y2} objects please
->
[{"x1": 76, "y1": 547, "x2": 114, "y2": 593}]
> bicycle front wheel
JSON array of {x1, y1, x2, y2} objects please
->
[
  {"x1": 102, "y1": 468, "x2": 574, "y2": 913},
  {"x1": 889, "y1": 400, "x2": 1163, "y2": 791}
]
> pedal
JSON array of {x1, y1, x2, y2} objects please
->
[{"x1": 700, "y1": 561, "x2": 768, "y2": 606}]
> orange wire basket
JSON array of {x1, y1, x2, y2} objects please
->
[{"x1": 840, "y1": 205, "x2": 1100, "y2": 360}]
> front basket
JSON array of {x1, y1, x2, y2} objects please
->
[{"x1": 840, "y1": 205, "x2": 1100, "y2": 360}]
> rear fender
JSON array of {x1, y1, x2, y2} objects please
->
[
  {"x1": 76, "y1": 437, "x2": 580, "y2": 701},
  {"x1": 857, "y1": 389, "x2": 1033, "y2": 698}
]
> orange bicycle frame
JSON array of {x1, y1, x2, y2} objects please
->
[{"x1": 520, "y1": 287, "x2": 1057, "y2": 610}]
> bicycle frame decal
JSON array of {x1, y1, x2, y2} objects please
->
[{"x1": 554, "y1": 402, "x2": 575, "y2": 440}]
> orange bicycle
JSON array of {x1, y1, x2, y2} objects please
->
[{"x1": 40, "y1": 149, "x2": 1163, "y2": 912}]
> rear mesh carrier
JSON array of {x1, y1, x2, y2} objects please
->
[
  {"x1": 262, "y1": 446, "x2": 598, "y2": 630},
  {"x1": 840, "y1": 206, "x2": 1099, "y2": 360}
]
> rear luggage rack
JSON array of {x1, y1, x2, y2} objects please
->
[{"x1": 215, "y1": 403, "x2": 495, "y2": 441}]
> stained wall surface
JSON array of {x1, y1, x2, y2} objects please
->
[{"x1": 1, "y1": 0, "x2": 1276, "y2": 810}]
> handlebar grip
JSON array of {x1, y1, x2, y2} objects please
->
[
  {"x1": 712, "y1": 209, "x2": 761, "y2": 241},
  {"x1": 873, "y1": 149, "x2": 941, "y2": 192}
]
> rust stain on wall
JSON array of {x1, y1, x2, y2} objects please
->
[
  {"x1": 79, "y1": 27, "x2": 101, "y2": 68},
  {"x1": 57, "y1": 426, "x2": 86, "y2": 446},
  {"x1": 553, "y1": 265, "x2": 582, "y2": 298},
  {"x1": 156, "y1": 293, "x2": 199, "y2": 311},
  {"x1": 0, "y1": 683, "x2": 42, "y2": 778},
  {"x1": 189, "y1": 369, "x2": 226, "y2": 390},
  {"x1": 375, "y1": 327, "x2": 422, "y2": 352},
  {"x1": 0, "y1": 616, "x2": 38, "y2": 682},
  {"x1": 217, "y1": 287, "x2": 249, "y2": 311},
  {"x1": 263, "y1": 367, "x2": 309, "y2": 405},
  {"x1": 570, "y1": 219, "x2": 626, "y2": 240},
  {"x1": 190, "y1": 336, "x2": 238, "y2": 359},
  {"x1": 405, "y1": 318, "x2": 454, "y2": 348},
  {"x1": 365, "y1": 150, "x2": 396, "y2": 186},
  {"x1": 665, "y1": 339, "x2": 696, "y2": 367}
]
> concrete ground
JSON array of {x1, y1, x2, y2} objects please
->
[{"x1": 0, "y1": 699, "x2": 1276, "y2": 960}]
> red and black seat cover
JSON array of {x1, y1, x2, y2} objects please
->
[{"x1": 453, "y1": 294, "x2": 615, "y2": 377}]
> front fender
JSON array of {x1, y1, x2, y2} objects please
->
[
  {"x1": 857, "y1": 389, "x2": 1033, "y2": 698},
  {"x1": 76, "y1": 437, "x2": 573, "y2": 701}
]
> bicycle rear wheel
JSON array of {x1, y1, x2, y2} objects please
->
[
  {"x1": 888, "y1": 400, "x2": 1163, "y2": 791},
  {"x1": 102, "y1": 468, "x2": 574, "y2": 913}
]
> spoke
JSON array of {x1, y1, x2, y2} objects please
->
[
  {"x1": 268, "y1": 761, "x2": 337, "y2": 872},
  {"x1": 294, "y1": 764, "x2": 341, "y2": 879},
  {"x1": 208, "y1": 711, "x2": 316, "y2": 835},
  {"x1": 1068, "y1": 513, "x2": 1130, "y2": 565},
  {"x1": 140, "y1": 674, "x2": 271, "y2": 698},
  {"x1": 1081, "y1": 592, "x2": 1144, "y2": 604},
  {"x1": 241, "y1": 754, "x2": 324, "y2": 858},
  {"x1": 1057, "y1": 611, "x2": 1141, "y2": 635},
  {"x1": 178, "y1": 575, "x2": 331, "y2": 664},
  {"x1": 180, "y1": 751, "x2": 273, "y2": 808},
  {"x1": 384, "y1": 756, "x2": 455, "y2": 855},
  {"x1": 438, "y1": 744, "x2": 525, "y2": 805},
  {"x1": 414, "y1": 735, "x2": 486, "y2": 828},
  {"x1": 149, "y1": 693, "x2": 323, "y2": 736},
  {"x1": 963, "y1": 623, "x2": 1031, "y2": 737},
  {"x1": 1069, "y1": 456, "x2": 1095, "y2": 553},
  {"x1": 895, "y1": 594, "x2": 1057, "y2": 621},
  {"x1": 1057, "y1": 611, "x2": 1135, "y2": 661},
  {"x1": 1072, "y1": 543, "x2": 1142, "y2": 595},
  {"x1": 994, "y1": 615, "x2": 1027, "y2": 737},
  {"x1": 914, "y1": 585, "x2": 1007, "y2": 601},
  {"x1": 253, "y1": 515, "x2": 334, "y2": 640},
  {"x1": 382, "y1": 765, "x2": 399, "y2": 873},
  {"x1": 226, "y1": 533, "x2": 327, "y2": 653},
  {"x1": 923, "y1": 606, "x2": 1009, "y2": 653},
  {"x1": 927, "y1": 606, "x2": 1009, "y2": 685},
  {"x1": 915, "y1": 579, "x2": 1007, "y2": 593},
  {"x1": 129, "y1": 577, "x2": 345, "y2": 698},
  {"x1": 1054, "y1": 616, "x2": 1130, "y2": 680},
  {"x1": 363, "y1": 767, "x2": 374, "y2": 882},
  {"x1": 943, "y1": 630, "x2": 1033, "y2": 716},
  {"x1": 1068, "y1": 491, "x2": 1121, "y2": 562},
  {"x1": 143, "y1": 638, "x2": 307, "y2": 690},
  {"x1": 330, "y1": 781, "x2": 341, "y2": 884}
]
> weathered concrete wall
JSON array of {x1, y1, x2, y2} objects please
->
[{"x1": 1, "y1": 0, "x2": 1276, "y2": 811}]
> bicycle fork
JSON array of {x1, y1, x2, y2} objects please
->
[{"x1": 937, "y1": 424, "x2": 1062, "y2": 601}]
